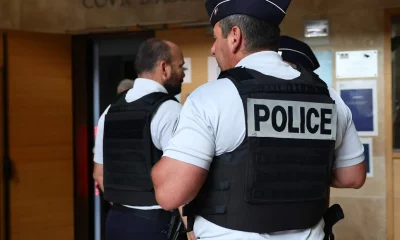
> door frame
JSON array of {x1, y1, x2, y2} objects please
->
[
  {"x1": 0, "y1": 32, "x2": 9, "y2": 240},
  {"x1": 384, "y1": 8, "x2": 400, "y2": 240}
]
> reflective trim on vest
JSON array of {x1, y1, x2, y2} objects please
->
[{"x1": 247, "y1": 99, "x2": 337, "y2": 140}]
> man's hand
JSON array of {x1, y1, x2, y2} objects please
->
[
  {"x1": 93, "y1": 163, "x2": 104, "y2": 192},
  {"x1": 151, "y1": 156, "x2": 208, "y2": 211},
  {"x1": 187, "y1": 232, "x2": 196, "y2": 240}
]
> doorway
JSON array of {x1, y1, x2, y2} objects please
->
[
  {"x1": 72, "y1": 30, "x2": 155, "y2": 240},
  {"x1": 0, "y1": 32, "x2": 6, "y2": 240},
  {"x1": 392, "y1": 14, "x2": 400, "y2": 240},
  {"x1": 93, "y1": 36, "x2": 151, "y2": 240},
  {"x1": 386, "y1": 8, "x2": 400, "y2": 240},
  {"x1": 391, "y1": 18, "x2": 400, "y2": 150}
]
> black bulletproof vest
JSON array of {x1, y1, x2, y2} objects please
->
[
  {"x1": 185, "y1": 66, "x2": 337, "y2": 233},
  {"x1": 103, "y1": 91, "x2": 178, "y2": 206}
]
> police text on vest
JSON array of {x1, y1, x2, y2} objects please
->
[{"x1": 247, "y1": 99, "x2": 337, "y2": 140}]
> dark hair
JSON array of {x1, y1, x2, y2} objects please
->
[
  {"x1": 219, "y1": 14, "x2": 280, "y2": 52},
  {"x1": 134, "y1": 38, "x2": 172, "y2": 75}
]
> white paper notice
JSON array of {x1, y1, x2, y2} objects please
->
[
  {"x1": 207, "y1": 57, "x2": 221, "y2": 82},
  {"x1": 183, "y1": 57, "x2": 192, "y2": 83},
  {"x1": 335, "y1": 50, "x2": 378, "y2": 79}
]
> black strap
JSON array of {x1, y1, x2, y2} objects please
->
[
  {"x1": 182, "y1": 203, "x2": 196, "y2": 232},
  {"x1": 217, "y1": 67, "x2": 253, "y2": 92},
  {"x1": 217, "y1": 67, "x2": 331, "y2": 96},
  {"x1": 144, "y1": 92, "x2": 173, "y2": 104},
  {"x1": 186, "y1": 215, "x2": 195, "y2": 232},
  {"x1": 212, "y1": 181, "x2": 230, "y2": 191},
  {"x1": 323, "y1": 204, "x2": 344, "y2": 240},
  {"x1": 218, "y1": 67, "x2": 254, "y2": 81},
  {"x1": 198, "y1": 205, "x2": 227, "y2": 215},
  {"x1": 144, "y1": 92, "x2": 179, "y2": 114},
  {"x1": 115, "y1": 88, "x2": 130, "y2": 100}
]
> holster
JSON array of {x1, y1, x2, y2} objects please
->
[
  {"x1": 323, "y1": 204, "x2": 344, "y2": 240},
  {"x1": 182, "y1": 203, "x2": 196, "y2": 232},
  {"x1": 167, "y1": 209, "x2": 190, "y2": 240}
]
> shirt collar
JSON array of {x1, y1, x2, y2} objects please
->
[
  {"x1": 235, "y1": 51, "x2": 284, "y2": 68},
  {"x1": 133, "y1": 78, "x2": 168, "y2": 94},
  {"x1": 234, "y1": 51, "x2": 300, "y2": 80}
]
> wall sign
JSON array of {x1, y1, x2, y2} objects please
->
[
  {"x1": 336, "y1": 80, "x2": 378, "y2": 136},
  {"x1": 304, "y1": 20, "x2": 329, "y2": 38},
  {"x1": 360, "y1": 138, "x2": 374, "y2": 177},
  {"x1": 336, "y1": 50, "x2": 378, "y2": 79}
]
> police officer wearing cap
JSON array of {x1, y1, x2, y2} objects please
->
[
  {"x1": 93, "y1": 38, "x2": 185, "y2": 239},
  {"x1": 279, "y1": 35, "x2": 321, "y2": 71},
  {"x1": 278, "y1": 35, "x2": 353, "y2": 236},
  {"x1": 151, "y1": 0, "x2": 367, "y2": 239}
]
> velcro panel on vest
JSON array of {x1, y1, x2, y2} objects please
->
[
  {"x1": 103, "y1": 92, "x2": 177, "y2": 205},
  {"x1": 104, "y1": 110, "x2": 153, "y2": 192},
  {"x1": 246, "y1": 138, "x2": 334, "y2": 204}
]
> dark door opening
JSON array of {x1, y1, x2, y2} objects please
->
[
  {"x1": 93, "y1": 36, "x2": 151, "y2": 240},
  {"x1": 72, "y1": 30, "x2": 155, "y2": 240},
  {"x1": 392, "y1": 18, "x2": 400, "y2": 150}
]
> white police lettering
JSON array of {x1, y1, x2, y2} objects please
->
[{"x1": 247, "y1": 99, "x2": 337, "y2": 140}]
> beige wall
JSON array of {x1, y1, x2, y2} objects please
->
[
  {"x1": 0, "y1": 0, "x2": 208, "y2": 33},
  {"x1": 156, "y1": 28, "x2": 214, "y2": 103}
]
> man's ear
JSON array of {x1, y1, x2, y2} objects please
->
[
  {"x1": 161, "y1": 61, "x2": 172, "y2": 80},
  {"x1": 229, "y1": 26, "x2": 242, "y2": 54}
]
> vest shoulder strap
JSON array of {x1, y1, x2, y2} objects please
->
[
  {"x1": 112, "y1": 89, "x2": 130, "y2": 105},
  {"x1": 218, "y1": 67, "x2": 254, "y2": 81},
  {"x1": 109, "y1": 91, "x2": 178, "y2": 114},
  {"x1": 218, "y1": 66, "x2": 330, "y2": 97},
  {"x1": 142, "y1": 92, "x2": 179, "y2": 115}
]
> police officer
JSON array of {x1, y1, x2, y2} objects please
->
[
  {"x1": 151, "y1": 0, "x2": 367, "y2": 239},
  {"x1": 93, "y1": 38, "x2": 185, "y2": 240},
  {"x1": 279, "y1": 35, "x2": 320, "y2": 71},
  {"x1": 278, "y1": 35, "x2": 347, "y2": 235}
]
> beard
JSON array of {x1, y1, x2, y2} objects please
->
[{"x1": 164, "y1": 71, "x2": 182, "y2": 96}]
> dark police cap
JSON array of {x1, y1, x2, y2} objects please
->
[
  {"x1": 279, "y1": 36, "x2": 320, "y2": 71},
  {"x1": 205, "y1": 0, "x2": 292, "y2": 27}
]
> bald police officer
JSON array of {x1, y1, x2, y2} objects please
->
[
  {"x1": 93, "y1": 38, "x2": 185, "y2": 240},
  {"x1": 151, "y1": 1, "x2": 367, "y2": 239}
]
